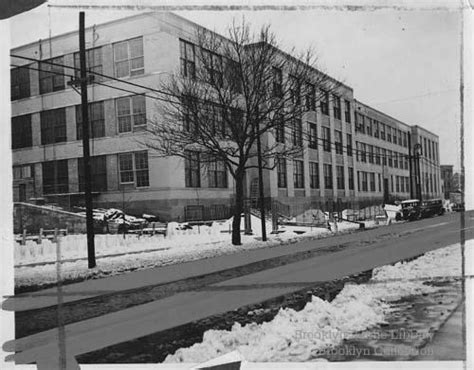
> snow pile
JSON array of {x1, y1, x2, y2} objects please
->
[{"x1": 165, "y1": 244, "x2": 461, "y2": 363}]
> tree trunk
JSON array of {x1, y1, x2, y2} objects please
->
[{"x1": 232, "y1": 170, "x2": 245, "y2": 245}]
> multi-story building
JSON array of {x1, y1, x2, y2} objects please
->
[
  {"x1": 10, "y1": 12, "x2": 442, "y2": 221},
  {"x1": 440, "y1": 164, "x2": 454, "y2": 198}
]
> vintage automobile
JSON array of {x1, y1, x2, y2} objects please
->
[
  {"x1": 420, "y1": 199, "x2": 445, "y2": 218},
  {"x1": 401, "y1": 199, "x2": 421, "y2": 221},
  {"x1": 401, "y1": 198, "x2": 445, "y2": 221}
]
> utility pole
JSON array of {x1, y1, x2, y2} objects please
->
[
  {"x1": 414, "y1": 143, "x2": 423, "y2": 203},
  {"x1": 79, "y1": 12, "x2": 96, "y2": 268},
  {"x1": 255, "y1": 119, "x2": 267, "y2": 241}
]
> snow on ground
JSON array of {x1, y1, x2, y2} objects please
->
[
  {"x1": 164, "y1": 244, "x2": 461, "y2": 363},
  {"x1": 14, "y1": 215, "x2": 364, "y2": 289}
]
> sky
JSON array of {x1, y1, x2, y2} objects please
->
[{"x1": 7, "y1": 2, "x2": 463, "y2": 169}]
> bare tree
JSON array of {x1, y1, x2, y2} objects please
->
[{"x1": 145, "y1": 19, "x2": 342, "y2": 245}]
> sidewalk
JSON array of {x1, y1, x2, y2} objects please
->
[{"x1": 416, "y1": 302, "x2": 465, "y2": 361}]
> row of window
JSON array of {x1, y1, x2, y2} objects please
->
[
  {"x1": 275, "y1": 121, "x2": 353, "y2": 155},
  {"x1": 355, "y1": 142, "x2": 410, "y2": 170},
  {"x1": 13, "y1": 151, "x2": 149, "y2": 194},
  {"x1": 421, "y1": 136, "x2": 439, "y2": 163},
  {"x1": 11, "y1": 95, "x2": 146, "y2": 149},
  {"x1": 355, "y1": 112, "x2": 409, "y2": 148},
  {"x1": 11, "y1": 37, "x2": 144, "y2": 100},
  {"x1": 357, "y1": 171, "x2": 411, "y2": 194},
  {"x1": 184, "y1": 151, "x2": 228, "y2": 188},
  {"x1": 276, "y1": 158, "x2": 355, "y2": 191},
  {"x1": 423, "y1": 171, "x2": 439, "y2": 194}
]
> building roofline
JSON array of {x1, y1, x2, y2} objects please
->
[{"x1": 354, "y1": 99, "x2": 412, "y2": 128}]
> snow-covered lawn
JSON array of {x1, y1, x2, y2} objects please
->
[
  {"x1": 15, "y1": 216, "x2": 367, "y2": 289},
  {"x1": 165, "y1": 244, "x2": 461, "y2": 363}
]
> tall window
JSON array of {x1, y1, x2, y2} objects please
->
[
  {"x1": 386, "y1": 126, "x2": 392, "y2": 142},
  {"x1": 292, "y1": 118, "x2": 303, "y2": 147},
  {"x1": 378, "y1": 174, "x2": 382, "y2": 192},
  {"x1": 373, "y1": 120, "x2": 379, "y2": 138},
  {"x1": 42, "y1": 159, "x2": 68, "y2": 194},
  {"x1": 275, "y1": 113, "x2": 285, "y2": 143},
  {"x1": 293, "y1": 160, "x2": 304, "y2": 188},
  {"x1": 369, "y1": 172, "x2": 376, "y2": 192},
  {"x1": 11, "y1": 66, "x2": 30, "y2": 100},
  {"x1": 308, "y1": 123, "x2": 317, "y2": 149},
  {"x1": 323, "y1": 164, "x2": 333, "y2": 189},
  {"x1": 289, "y1": 75, "x2": 300, "y2": 105},
  {"x1": 375, "y1": 147, "x2": 381, "y2": 165},
  {"x1": 366, "y1": 117, "x2": 373, "y2": 136},
  {"x1": 224, "y1": 59, "x2": 242, "y2": 93},
  {"x1": 381, "y1": 148, "x2": 387, "y2": 166},
  {"x1": 276, "y1": 156, "x2": 287, "y2": 188},
  {"x1": 114, "y1": 37, "x2": 144, "y2": 78},
  {"x1": 403, "y1": 132, "x2": 408, "y2": 147},
  {"x1": 336, "y1": 166, "x2": 344, "y2": 190},
  {"x1": 76, "y1": 101, "x2": 105, "y2": 139},
  {"x1": 380, "y1": 123, "x2": 386, "y2": 140},
  {"x1": 39, "y1": 57, "x2": 64, "y2": 94},
  {"x1": 320, "y1": 89, "x2": 329, "y2": 115},
  {"x1": 344, "y1": 100, "x2": 351, "y2": 123},
  {"x1": 332, "y1": 94, "x2": 341, "y2": 120},
  {"x1": 334, "y1": 130, "x2": 343, "y2": 154},
  {"x1": 305, "y1": 82, "x2": 315, "y2": 111},
  {"x1": 361, "y1": 171, "x2": 368, "y2": 192},
  {"x1": 118, "y1": 151, "x2": 149, "y2": 187},
  {"x1": 116, "y1": 95, "x2": 146, "y2": 133},
  {"x1": 322, "y1": 126, "x2": 331, "y2": 152},
  {"x1": 272, "y1": 67, "x2": 283, "y2": 97},
  {"x1": 348, "y1": 167, "x2": 354, "y2": 190},
  {"x1": 368, "y1": 145, "x2": 374, "y2": 164},
  {"x1": 41, "y1": 108, "x2": 66, "y2": 145},
  {"x1": 393, "y1": 152, "x2": 398, "y2": 168},
  {"x1": 387, "y1": 150, "x2": 393, "y2": 167},
  {"x1": 179, "y1": 39, "x2": 196, "y2": 78},
  {"x1": 398, "y1": 130, "x2": 403, "y2": 147},
  {"x1": 12, "y1": 114, "x2": 32, "y2": 149},
  {"x1": 202, "y1": 49, "x2": 223, "y2": 87},
  {"x1": 392, "y1": 128, "x2": 397, "y2": 144},
  {"x1": 360, "y1": 143, "x2": 367, "y2": 162},
  {"x1": 208, "y1": 156, "x2": 227, "y2": 188},
  {"x1": 346, "y1": 134, "x2": 353, "y2": 156},
  {"x1": 74, "y1": 47, "x2": 103, "y2": 80},
  {"x1": 396, "y1": 176, "x2": 400, "y2": 193},
  {"x1": 184, "y1": 150, "x2": 200, "y2": 187},
  {"x1": 309, "y1": 162, "x2": 319, "y2": 189},
  {"x1": 78, "y1": 155, "x2": 107, "y2": 192},
  {"x1": 400, "y1": 176, "x2": 405, "y2": 193}
]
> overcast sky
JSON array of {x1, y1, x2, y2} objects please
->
[{"x1": 9, "y1": 3, "x2": 462, "y2": 169}]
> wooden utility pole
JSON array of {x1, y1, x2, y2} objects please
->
[
  {"x1": 79, "y1": 12, "x2": 96, "y2": 268},
  {"x1": 255, "y1": 121, "x2": 267, "y2": 241}
]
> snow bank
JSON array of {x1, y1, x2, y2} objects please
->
[{"x1": 165, "y1": 244, "x2": 461, "y2": 363}]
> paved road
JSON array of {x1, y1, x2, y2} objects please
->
[{"x1": 5, "y1": 211, "x2": 474, "y2": 365}]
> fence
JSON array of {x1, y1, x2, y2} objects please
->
[{"x1": 184, "y1": 204, "x2": 234, "y2": 222}]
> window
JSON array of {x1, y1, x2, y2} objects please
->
[
  {"x1": 182, "y1": 95, "x2": 197, "y2": 134},
  {"x1": 332, "y1": 94, "x2": 341, "y2": 120},
  {"x1": 380, "y1": 123, "x2": 386, "y2": 140},
  {"x1": 404, "y1": 155, "x2": 409, "y2": 170},
  {"x1": 41, "y1": 108, "x2": 66, "y2": 145},
  {"x1": 403, "y1": 132, "x2": 408, "y2": 147},
  {"x1": 116, "y1": 95, "x2": 146, "y2": 133},
  {"x1": 400, "y1": 176, "x2": 405, "y2": 193},
  {"x1": 42, "y1": 159, "x2": 68, "y2": 194},
  {"x1": 276, "y1": 156, "x2": 287, "y2": 188},
  {"x1": 358, "y1": 114, "x2": 366, "y2": 134},
  {"x1": 305, "y1": 82, "x2": 315, "y2": 111},
  {"x1": 292, "y1": 118, "x2": 303, "y2": 147},
  {"x1": 289, "y1": 75, "x2": 300, "y2": 105},
  {"x1": 393, "y1": 129, "x2": 397, "y2": 144},
  {"x1": 423, "y1": 138, "x2": 427, "y2": 157},
  {"x1": 78, "y1": 155, "x2": 107, "y2": 192},
  {"x1": 114, "y1": 37, "x2": 144, "y2": 78},
  {"x1": 361, "y1": 171, "x2": 368, "y2": 192},
  {"x1": 272, "y1": 67, "x2": 283, "y2": 98},
  {"x1": 293, "y1": 160, "x2": 304, "y2": 188},
  {"x1": 225, "y1": 59, "x2": 242, "y2": 93},
  {"x1": 369, "y1": 172, "x2": 376, "y2": 192},
  {"x1": 378, "y1": 173, "x2": 382, "y2": 192},
  {"x1": 275, "y1": 113, "x2": 285, "y2": 143},
  {"x1": 201, "y1": 49, "x2": 223, "y2": 87},
  {"x1": 208, "y1": 156, "x2": 227, "y2": 188},
  {"x1": 13, "y1": 165, "x2": 33, "y2": 180},
  {"x1": 323, "y1": 164, "x2": 333, "y2": 189},
  {"x1": 406, "y1": 177, "x2": 410, "y2": 193},
  {"x1": 320, "y1": 89, "x2": 329, "y2": 115},
  {"x1": 398, "y1": 130, "x2": 403, "y2": 147},
  {"x1": 396, "y1": 176, "x2": 400, "y2": 193},
  {"x1": 308, "y1": 123, "x2": 317, "y2": 149},
  {"x1": 336, "y1": 165, "x2": 344, "y2": 190},
  {"x1": 11, "y1": 66, "x2": 30, "y2": 100},
  {"x1": 119, "y1": 151, "x2": 149, "y2": 187},
  {"x1": 322, "y1": 126, "x2": 331, "y2": 152},
  {"x1": 348, "y1": 167, "x2": 354, "y2": 190},
  {"x1": 344, "y1": 100, "x2": 351, "y2": 123},
  {"x1": 74, "y1": 47, "x2": 103, "y2": 81},
  {"x1": 386, "y1": 126, "x2": 392, "y2": 142},
  {"x1": 375, "y1": 147, "x2": 381, "y2": 165},
  {"x1": 346, "y1": 134, "x2": 353, "y2": 156},
  {"x1": 12, "y1": 114, "x2": 32, "y2": 149},
  {"x1": 366, "y1": 117, "x2": 373, "y2": 136},
  {"x1": 76, "y1": 101, "x2": 105, "y2": 139},
  {"x1": 388, "y1": 150, "x2": 393, "y2": 167},
  {"x1": 309, "y1": 162, "x2": 319, "y2": 189},
  {"x1": 334, "y1": 130, "x2": 343, "y2": 155},
  {"x1": 393, "y1": 152, "x2": 398, "y2": 168},
  {"x1": 368, "y1": 145, "x2": 374, "y2": 164},
  {"x1": 184, "y1": 150, "x2": 200, "y2": 187},
  {"x1": 360, "y1": 143, "x2": 367, "y2": 163},
  {"x1": 39, "y1": 56, "x2": 64, "y2": 94},
  {"x1": 381, "y1": 148, "x2": 387, "y2": 166},
  {"x1": 373, "y1": 120, "x2": 379, "y2": 138}
]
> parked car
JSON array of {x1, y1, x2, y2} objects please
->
[
  {"x1": 419, "y1": 199, "x2": 445, "y2": 218},
  {"x1": 401, "y1": 199, "x2": 421, "y2": 221}
]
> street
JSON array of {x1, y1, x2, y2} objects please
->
[{"x1": 5, "y1": 211, "x2": 473, "y2": 364}]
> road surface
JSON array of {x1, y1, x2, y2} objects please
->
[{"x1": 5, "y1": 211, "x2": 473, "y2": 365}]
